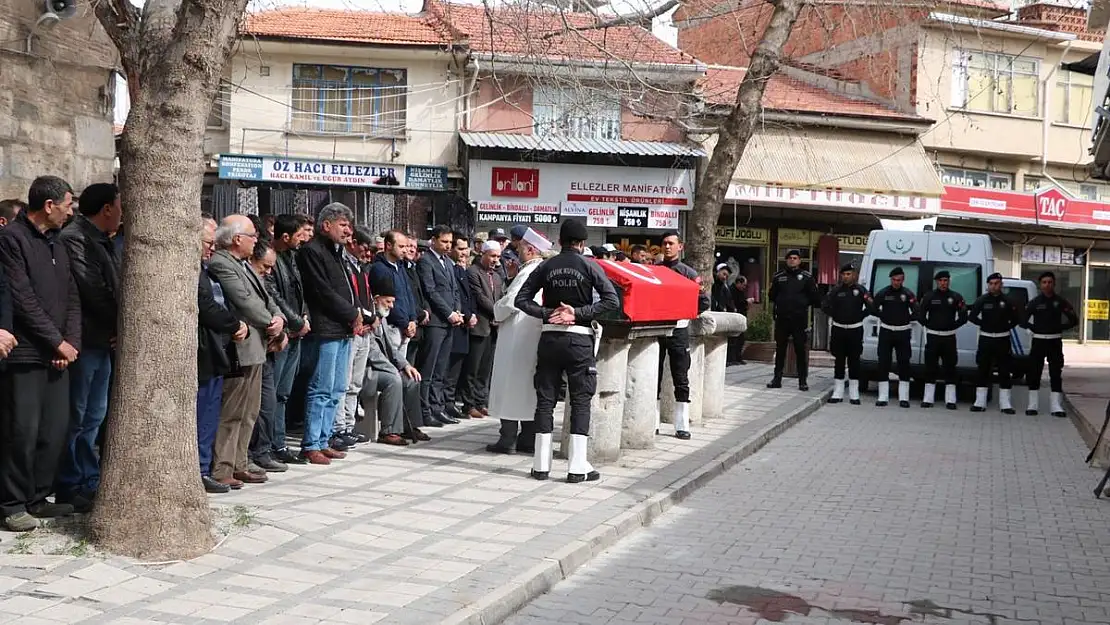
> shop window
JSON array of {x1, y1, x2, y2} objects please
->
[
  {"x1": 1088, "y1": 267, "x2": 1110, "y2": 341},
  {"x1": 1021, "y1": 264, "x2": 1082, "y2": 339},
  {"x1": 291, "y1": 64, "x2": 407, "y2": 136},
  {"x1": 952, "y1": 50, "x2": 1040, "y2": 117},
  {"x1": 533, "y1": 85, "x2": 621, "y2": 140},
  {"x1": 1054, "y1": 70, "x2": 1094, "y2": 127}
]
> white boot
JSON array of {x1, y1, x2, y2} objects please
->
[
  {"x1": 971, "y1": 387, "x2": 988, "y2": 412},
  {"x1": 830, "y1": 379, "x2": 845, "y2": 403},
  {"x1": 999, "y1": 389, "x2": 1015, "y2": 414},
  {"x1": 876, "y1": 381, "x2": 889, "y2": 406},
  {"x1": 531, "y1": 433, "x2": 552, "y2": 480},
  {"x1": 1050, "y1": 392, "x2": 1066, "y2": 418},
  {"x1": 898, "y1": 381, "x2": 910, "y2": 408},
  {"x1": 944, "y1": 384, "x2": 958, "y2": 410},
  {"x1": 673, "y1": 402, "x2": 691, "y2": 440},
  {"x1": 566, "y1": 434, "x2": 599, "y2": 483},
  {"x1": 848, "y1": 379, "x2": 861, "y2": 405},
  {"x1": 1026, "y1": 389, "x2": 1039, "y2": 416},
  {"x1": 921, "y1": 383, "x2": 936, "y2": 408}
]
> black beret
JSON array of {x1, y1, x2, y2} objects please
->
[
  {"x1": 785, "y1": 249, "x2": 802, "y2": 258},
  {"x1": 987, "y1": 272, "x2": 1003, "y2": 282},
  {"x1": 1039, "y1": 271, "x2": 1056, "y2": 281},
  {"x1": 839, "y1": 263, "x2": 854, "y2": 273},
  {"x1": 560, "y1": 219, "x2": 589, "y2": 243},
  {"x1": 889, "y1": 267, "x2": 904, "y2": 278},
  {"x1": 934, "y1": 270, "x2": 950, "y2": 280}
]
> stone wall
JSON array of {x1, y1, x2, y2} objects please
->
[{"x1": 0, "y1": 2, "x2": 117, "y2": 201}]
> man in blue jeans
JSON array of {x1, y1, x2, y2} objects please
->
[
  {"x1": 296, "y1": 203, "x2": 361, "y2": 465},
  {"x1": 55, "y1": 183, "x2": 122, "y2": 511}
]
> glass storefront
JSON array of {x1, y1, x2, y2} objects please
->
[
  {"x1": 1021, "y1": 263, "x2": 1083, "y2": 340},
  {"x1": 1087, "y1": 266, "x2": 1110, "y2": 341},
  {"x1": 714, "y1": 226, "x2": 770, "y2": 301}
]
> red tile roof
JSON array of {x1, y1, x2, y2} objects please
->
[
  {"x1": 426, "y1": 0, "x2": 695, "y2": 65},
  {"x1": 700, "y1": 66, "x2": 920, "y2": 120},
  {"x1": 241, "y1": 8, "x2": 452, "y2": 46}
]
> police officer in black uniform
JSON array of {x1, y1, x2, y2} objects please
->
[
  {"x1": 515, "y1": 219, "x2": 619, "y2": 483},
  {"x1": 821, "y1": 264, "x2": 871, "y2": 405},
  {"x1": 1022, "y1": 271, "x2": 1079, "y2": 417},
  {"x1": 767, "y1": 249, "x2": 820, "y2": 391},
  {"x1": 873, "y1": 267, "x2": 917, "y2": 408},
  {"x1": 967, "y1": 272, "x2": 1021, "y2": 414},
  {"x1": 658, "y1": 231, "x2": 711, "y2": 440},
  {"x1": 917, "y1": 270, "x2": 968, "y2": 410}
]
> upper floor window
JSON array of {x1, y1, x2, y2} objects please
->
[
  {"x1": 939, "y1": 166, "x2": 1013, "y2": 190},
  {"x1": 291, "y1": 64, "x2": 406, "y2": 136},
  {"x1": 951, "y1": 51, "x2": 1040, "y2": 117},
  {"x1": 1054, "y1": 70, "x2": 1093, "y2": 127},
  {"x1": 532, "y1": 86, "x2": 621, "y2": 140}
]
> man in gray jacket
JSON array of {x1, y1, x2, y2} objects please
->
[
  {"x1": 361, "y1": 274, "x2": 423, "y2": 445},
  {"x1": 207, "y1": 215, "x2": 285, "y2": 489}
]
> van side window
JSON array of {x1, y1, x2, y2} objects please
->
[
  {"x1": 871, "y1": 261, "x2": 921, "y2": 293},
  {"x1": 932, "y1": 264, "x2": 982, "y2": 300}
]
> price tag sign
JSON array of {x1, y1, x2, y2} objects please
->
[
  {"x1": 649, "y1": 208, "x2": 679, "y2": 230},
  {"x1": 618, "y1": 207, "x2": 648, "y2": 228},
  {"x1": 1088, "y1": 299, "x2": 1109, "y2": 321},
  {"x1": 586, "y1": 207, "x2": 617, "y2": 227}
]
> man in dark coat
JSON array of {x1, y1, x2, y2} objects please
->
[
  {"x1": 443, "y1": 233, "x2": 477, "y2": 420},
  {"x1": 0, "y1": 176, "x2": 82, "y2": 531}
]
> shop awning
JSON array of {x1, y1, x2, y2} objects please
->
[
  {"x1": 460, "y1": 132, "x2": 706, "y2": 157},
  {"x1": 731, "y1": 126, "x2": 945, "y2": 197}
]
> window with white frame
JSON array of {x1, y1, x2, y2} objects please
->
[
  {"x1": 951, "y1": 50, "x2": 1040, "y2": 117},
  {"x1": 291, "y1": 64, "x2": 407, "y2": 136},
  {"x1": 532, "y1": 85, "x2": 621, "y2": 140},
  {"x1": 1054, "y1": 70, "x2": 1093, "y2": 126}
]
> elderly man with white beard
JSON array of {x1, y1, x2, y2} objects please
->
[
  {"x1": 360, "y1": 274, "x2": 424, "y2": 446},
  {"x1": 484, "y1": 228, "x2": 552, "y2": 455}
]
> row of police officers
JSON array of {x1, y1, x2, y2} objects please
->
[{"x1": 768, "y1": 250, "x2": 1078, "y2": 414}]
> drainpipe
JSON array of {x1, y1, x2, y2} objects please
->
[
  {"x1": 463, "y1": 58, "x2": 479, "y2": 130},
  {"x1": 1041, "y1": 39, "x2": 1075, "y2": 188}
]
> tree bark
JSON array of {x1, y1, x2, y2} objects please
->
[
  {"x1": 684, "y1": 0, "x2": 806, "y2": 279},
  {"x1": 90, "y1": 0, "x2": 249, "y2": 560}
]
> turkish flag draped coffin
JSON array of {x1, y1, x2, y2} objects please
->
[{"x1": 595, "y1": 260, "x2": 701, "y2": 323}]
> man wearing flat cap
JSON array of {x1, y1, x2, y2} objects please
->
[
  {"x1": 767, "y1": 249, "x2": 820, "y2": 391},
  {"x1": 917, "y1": 270, "x2": 967, "y2": 410},
  {"x1": 967, "y1": 272, "x2": 1021, "y2": 413},
  {"x1": 872, "y1": 266, "x2": 917, "y2": 407},
  {"x1": 821, "y1": 264, "x2": 871, "y2": 404}
]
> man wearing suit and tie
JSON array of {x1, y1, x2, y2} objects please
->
[
  {"x1": 416, "y1": 225, "x2": 464, "y2": 428},
  {"x1": 206, "y1": 215, "x2": 285, "y2": 488}
]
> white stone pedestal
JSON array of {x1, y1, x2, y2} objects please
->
[
  {"x1": 701, "y1": 335, "x2": 729, "y2": 420},
  {"x1": 689, "y1": 312, "x2": 748, "y2": 422},
  {"x1": 560, "y1": 338, "x2": 628, "y2": 465},
  {"x1": 621, "y1": 338, "x2": 659, "y2": 450}
]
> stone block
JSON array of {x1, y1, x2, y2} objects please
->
[
  {"x1": 701, "y1": 336, "x2": 729, "y2": 420},
  {"x1": 74, "y1": 115, "x2": 114, "y2": 158},
  {"x1": 688, "y1": 340, "x2": 705, "y2": 426},
  {"x1": 560, "y1": 338, "x2": 627, "y2": 465},
  {"x1": 621, "y1": 337, "x2": 659, "y2": 450}
]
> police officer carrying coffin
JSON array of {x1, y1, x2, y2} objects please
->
[
  {"x1": 1022, "y1": 271, "x2": 1079, "y2": 417},
  {"x1": 515, "y1": 219, "x2": 619, "y2": 483},
  {"x1": 767, "y1": 249, "x2": 820, "y2": 391},
  {"x1": 821, "y1": 264, "x2": 871, "y2": 405},
  {"x1": 873, "y1": 267, "x2": 917, "y2": 408},
  {"x1": 917, "y1": 270, "x2": 968, "y2": 410},
  {"x1": 967, "y1": 272, "x2": 1021, "y2": 414}
]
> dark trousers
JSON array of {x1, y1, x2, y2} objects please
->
[
  {"x1": 727, "y1": 333, "x2": 746, "y2": 364},
  {"x1": 1028, "y1": 337, "x2": 1064, "y2": 392},
  {"x1": 197, "y1": 376, "x2": 224, "y2": 476},
  {"x1": 249, "y1": 357, "x2": 276, "y2": 462},
  {"x1": 416, "y1": 325, "x2": 452, "y2": 426},
  {"x1": 534, "y1": 333, "x2": 596, "y2": 435},
  {"x1": 657, "y1": 327, "x2": 692, "y2": 402},
  {"x1": 444, "y1": 352, "x2": 466, "y2": 407},
  {"x1": 494, "y1": 419, "x2": 536, "y2": 452},
  {"x1": 829, "y1": 326, "x2": 863, "y2": 380},
  {"x1": 976, "y1": 336, "x2": 1012, "y2": 389},
  {"x1": 56, "y1": 348, "x2": 113, "y2": 498},
  {"x1": 923, "y1": 334, "x2": 958, "y2": 384},
  {"x1": 877, "y1": 328, "x2": 912, "y2": 381},
  {"x1": 461, "y1": 331, "x2": 497, "y2": 410},
  {"x1": 0, "y1": 365, "x2": 70, "y2": 517},
  {"x1": 772, "y1": 319, "x2": 808, "y2": 381}
]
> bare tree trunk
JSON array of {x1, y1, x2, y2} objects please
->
[
  {"x1": 685, "y1": 0, "x2": 806, "y2": 278},
  {"x1": 91, "y1": 0, "x2": 249, "y2": 560}
]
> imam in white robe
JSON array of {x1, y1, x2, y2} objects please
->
[{"x1": 487, "y1": 257, "x2": 544, "y2": 422}]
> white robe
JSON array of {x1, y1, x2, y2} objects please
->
[{"x1": 487, "y1": 258, "x2": 544, "y2": 422}]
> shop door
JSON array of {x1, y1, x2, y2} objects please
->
[{"x1": 1088, "y1": 267, "x2": 1110, "y2": 341}]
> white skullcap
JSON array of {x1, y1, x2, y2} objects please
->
[
  {"x1": 602, "y1": 243, "x2": 617, "y2": 252},
  {"x1": 522, "y1": 227, "x2": 552, "y2": 253},
  {"x1": 582, "y1": 246, "x2": 594, "y2": 257},
  {"x1": 715, "y1": 263, "x2": 730, "y2": 272},
  {"x1": 482, "y1": 240, "x2": 501, "y2": 253}
]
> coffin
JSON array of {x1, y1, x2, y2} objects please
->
[{"x1": 595, "y1": 260, "x2": 700, "y2": 324}]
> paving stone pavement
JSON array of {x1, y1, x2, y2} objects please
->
[
  {"x1": 503, "y1": 388, "x2": 1110, "y2": 625},
  {"x1": 0, "y1": 364, "x2": 829, "y2": 625}
]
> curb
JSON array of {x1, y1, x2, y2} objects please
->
[{"x1": 440, "y1": 387, "x2": 833, "y2": 625}]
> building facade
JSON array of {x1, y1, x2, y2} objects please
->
[{"x1": 0, "y1": 2, "x2": 117, "y2": 200}]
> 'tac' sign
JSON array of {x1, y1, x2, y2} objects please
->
[{"x1": 1035, "y1": 188, "x2": 1069, "y2": 221}]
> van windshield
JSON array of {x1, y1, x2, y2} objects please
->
[
  {"x1": 871, "y1": 261, "x2": 921, "y2": 295},
  {"x1": 932, "y1": 264, "x2": 981, "y2": 300}
]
